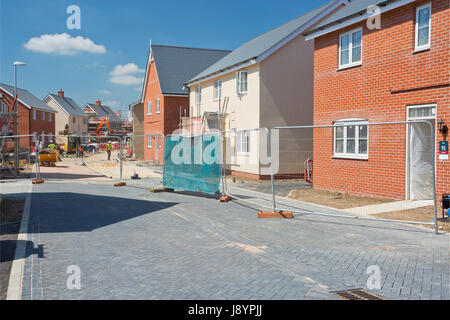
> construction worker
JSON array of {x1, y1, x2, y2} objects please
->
[
  {"x1": 106, "y1": 141, "x2": 112, "y2": 161},
  {"x1": 48, "y1": 141, "x2": 56, "y2": 150}
]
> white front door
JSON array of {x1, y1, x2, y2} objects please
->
[{"x1": 407, "y1": 105, "x2": 436, "y2": 200}]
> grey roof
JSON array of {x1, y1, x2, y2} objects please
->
[
  {"x1": 129, "y1": 100, "x2": 142, "y2": 110},
  {"x1": 305, "y1": 0, "x2": 402, "y2": 35},
  {"x1": 187, "y1": 1, "x2": 336, "y2": 84},
  {"x1": 46, "y1": 94, "x2": 87, "y2": 117},
  {"x1": 151, "y1": 45, "x2": 231, "y2": 95},
  {"x1": 0, "y1": 83, "x2": 56, "y2": 112},
  {"x1": 85, "y1": 104, "x2": 122, "y2": 123}
]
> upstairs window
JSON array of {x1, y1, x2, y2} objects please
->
[
  {"x1": 83, "y1": 118, "x2": 86, "y2": 125},
  {"x1": 214, "y1": 80, "x2": 222, "y2": 100},
  {"x1": 42, "y1": 112, "x2": 45, "y2": 121},
  {"x1": 156, "y1": 98, "x2": 160, "y2": 114},
  {"x1": 415, "y1": 3, "x2": 431, "y2": 51},
  {"x1": 72, "y1": 117, "x2": 76, "y2": 124},
  {"x1": 237, "y1": 71, "x2": 248, "y2": 95},
  {"x1": 334, "y1": 120, "x2": 368, "y2": 159},
  {"x1": 147, "y1": 100, "x2": 152, "y2": 116},
  {"x1": 339, "y1": 28, "x2": 362, "y2": 69},
  {"x1": 195, "y1": 86, "x2": 202, "y2": 105},
  {"x1": 49, "y1": 112, "x2": 52, "y2": 122},
  {"x1": 33, "y1": 110, "x2": 37, "y2": 120}
]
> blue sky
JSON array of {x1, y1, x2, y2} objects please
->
[{"x1": 0, "y1": 0, "x2": 329, "y2": 116}]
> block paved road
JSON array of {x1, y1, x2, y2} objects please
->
[{"x1": 11, "y1": 180, "x2": 449, "y2": 300}]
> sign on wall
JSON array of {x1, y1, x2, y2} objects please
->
[{"x1": 440, "y1": 141, "x2": 449, "y2": 161}]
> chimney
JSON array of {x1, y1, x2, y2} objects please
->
[
  {"x1": 58, "y1": 89, "x2": 64, "y2": 97},
  {"x1": 96, "y1": 99, "x2": 101, "y2": 106}
]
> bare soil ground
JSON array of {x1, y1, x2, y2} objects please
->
[
  {"x1": 0, "y1": 197, "x2": 25, "y2": 300},
  {"x1": 374, "y1": 206, "x2": 450, "y2": 232},
  {"x1": 287, "y1": 189, "x2": 393, "y2": 210}
]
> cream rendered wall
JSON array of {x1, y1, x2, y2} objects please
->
[
  {"x1": 189, "y1": 64, "x2": 261, "y2": 175},
  {"x1": 45, "y1": 98, "x2": 88, "y2": 144},
  {"x1": 188, "y1": 35, "x2": 315, "y2": 178},
  {"x1": 259, "y1": 35, "x2": 314, "y2": 177}
]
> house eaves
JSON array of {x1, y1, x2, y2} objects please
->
[
  {"x1": 185, "y1": 0, "x2": 345, "y2": 87},
  {"x1": 304, "y1": 0, "x2": 416, "y2": 40}
]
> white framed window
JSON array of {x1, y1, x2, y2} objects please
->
[
  {"x1": 415, "y1": 3, "x2": 431, "y2": 52},
  {"x1": 33, "y1": 110, "x2": 37, "y2": 120},
  {"x1": 339, "y1": 27, "x2": 362, "y2": 69},
  {"x1": 195, "y1": 86, "x2": 202, "y2": 105},
  {"x1": 147, "y1": 136, "x2": 152, "y2": 149},
  {"x1": 407, "y1": 104, "x2": 436, "y2": 120},
  {"x1": 214, "y1": 80, "x2": 222, "y2": 101},
  {"x1": 334, "y1": 120, "x2": 368, "y2": 159},
  {"x1": 49, "y1": 112, "x2": 52, "y2": 122},
  {"x1": 147, "y1": 100, "x2": 152, "y2": 116},
  {"x1": 42, "y1": 112, "x2": 45, "y2": 121},
  {"x1": 156, "y1": 98, "x2": 160, "y2": 114},
  {"x1": 83, "y1": 117, "x2": 86, "y2": 125},
  {"x1": 236, "y1": 71, "x2": 248, "y2": 95},
  {"x1": 72, "y1": 117, "x2": 76, "y2": 124},
  {"x1": 236, "y1": 130, "x2": 250, "y2": 155}
]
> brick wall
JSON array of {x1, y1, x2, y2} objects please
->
[
  {"x1": 313, "y1": 0, "x2": 449, "y2": 203},
  {"x1": 0, "y1": 88, "x2": 55, "y2": 150},
  {"x1": 142, "y1": 59, "x2": 190, "y2": 163}
]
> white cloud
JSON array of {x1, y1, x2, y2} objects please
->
[
  {"x1": 24, "y1": 33, "x2": 106, "y2": 55},
  {"x1": 98, "y1": 90, "x2": 111, "y2": 95},
  {"x1": 109, "y1": 63, "x2": 144, "y2": 85},
  {"x1": 110, "y1": 75, "x2": 144, "y2": 85},
  {"x1": 110, "y1": 63, "x2": 145, "y2": 76}
]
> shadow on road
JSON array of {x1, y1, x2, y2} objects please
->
[
  {"x1": 2, "y1": 192, "x2": 178, "y2": 235},
  {"x1": 39, "y1": 173, "x2": 107, "y2": 180},
  {"x1": 0, "y1": 240, "x2": 42, "y2": 263}
]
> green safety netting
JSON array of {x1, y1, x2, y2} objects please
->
[{"x1": 163, "y1": 134, "x2": 221, "y2": 195}]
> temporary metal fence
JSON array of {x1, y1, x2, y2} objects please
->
[
  {"x1": 35, "y1": 134, "x2": 122, "y2": 182},
  {"x1": 268, "y1": 121, "x2": 439, "y2": 234},
  {"x1": 14, "y1": 120, "x2": 440, "y2": 234},
  {"x1": 119, "y1": 134, "x2": 165, "y2": 181},
  {"x1": 0, "y1": 134, "x2": 38, "y2": 180}
]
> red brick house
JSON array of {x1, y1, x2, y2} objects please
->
[
  {"x1": 0, "y1": 83, "x2": 56, "y2": 150},
  {"x1": 141, "y1": 45, "x2": 231, "y2": 163},
  {"x1": 303, "y1": 0, "x2": 449, "y2": 202}
]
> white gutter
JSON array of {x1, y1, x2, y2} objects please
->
[
  {"x1": 185, "y1": 59, "x2": 257, "y2": 87},
  {"x1": 305, "y1": 0, "x2": 416, "y2": 40}
]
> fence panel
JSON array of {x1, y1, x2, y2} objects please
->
[
  {"x1": 163, "y1": 133, "x2": 222, "y2": 195},
  {"x1": 268, "y1": 121, "x2": 439, "y2": 233},
  {"x1": 0, "y1": 134, "x2": 37, "y2": 180},
  {"x1": 119, "y1": 134, "x2": 164, "y2": 181},
  {"x1": 34, "y1": 134, "x2": 122, "y2": 182}
]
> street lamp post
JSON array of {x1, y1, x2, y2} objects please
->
[{"x1": 13, "y1": 61, "x2": 26, "y2": 172}]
